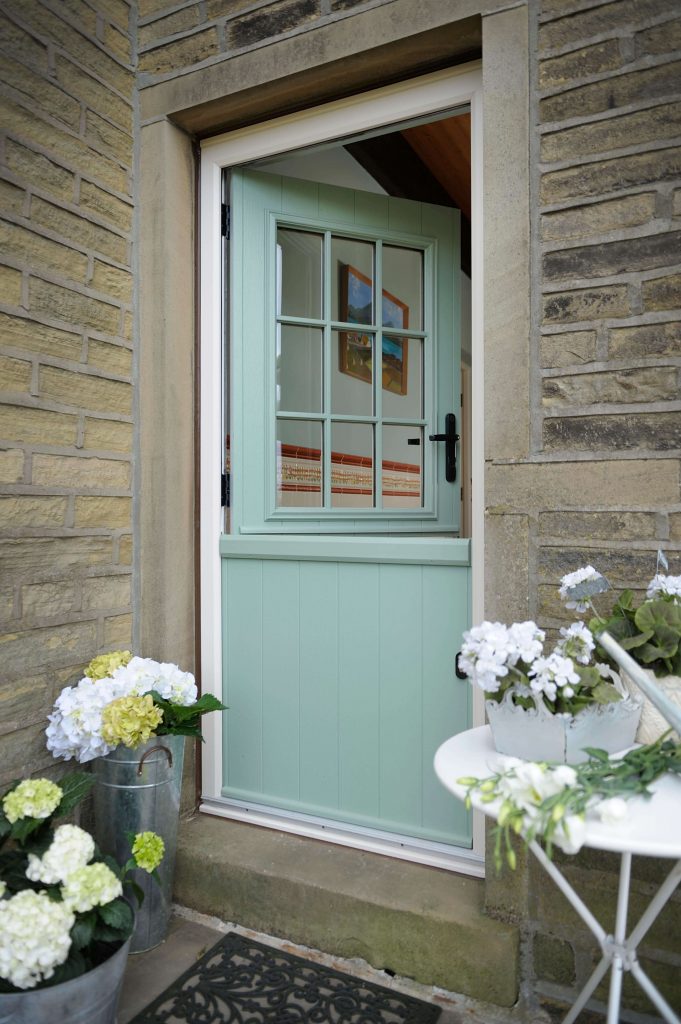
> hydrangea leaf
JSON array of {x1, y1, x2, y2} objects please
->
[
  {"x1": 98, "y1": 896, "x2": 134, "y2": 935},
  {"x1": 54, "y1": 773, "x2": 95, "y2": 819}
]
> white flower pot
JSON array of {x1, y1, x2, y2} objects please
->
[
  {"x1": 486, "y1": 689, "x2": 643, "y2": 764},
  {"x1": 623, "y1": 671, "x2": 681, "y2": 744}
]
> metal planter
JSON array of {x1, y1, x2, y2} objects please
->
[
  {"x1": 0, "y1": 934, "x2": 131, "y2": 1024},
  {"x1": 93, "y1": 735, "x2": 185, "y2": 953}
]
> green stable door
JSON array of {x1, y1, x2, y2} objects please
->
[{"x1": 221, "y1": 169, "x2": 471, "y2": 850}]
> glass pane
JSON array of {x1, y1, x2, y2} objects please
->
[
  {"x1": 332, "y1": 330, "x2": 373, "y2": 416},
  {"x1": 277, "y1": 229, "x2": 323, "y2": 319},
  {"x1": 382, "y1": 337, "x2": 422, "y2": 419},
  {"x1": 382, "y1": 246, "x2": 423, "y2": 330},
  {"x1": 332, "y1": 237, "x2": 374, "y2": 325},
  {"x1": 331, "y1": 422, "x2": 374, "y2": 508},
  {"x1": 276, "y1": 419, "x2": 322, "y2": 507},
  {"x1": 276, "y1": 325, "x2": 323, "y2": 413},
  {"x1": 382, "y1": 425, "x2": 423, "y2": 509}
]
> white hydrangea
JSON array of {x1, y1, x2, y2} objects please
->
[
  {"x1": 61, "y1": 862, "x2": 122, "y2": 913},
  {"x1": 557, "y1": 621, "x2": 595, "y2": 666},
  {"x1": 646, "y1": 573, "x2": 681, "y2": 601},
  {"x1": 112, "y1": 657, "x2": 197, "y2": 706},
  {"x1": 559, "y1": 565, "x2": 604, "y2": 613},
  {"x1": 458, "y1": 622, "x2": 515, "y2": 693},
  {"x1": 0, "y1": 890, "x2": 74, "y2": 989},
  {"x1": 529, "y1": 652, "x2": 580, "y2": 702},
  {"x1": 26, "y1": 824, "x2": 95, "y2": 885}
]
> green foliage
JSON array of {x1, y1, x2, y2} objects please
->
[
  {"x1": 150, "y1": 691, "x2": 227, "y2": 741},
  {"x1": 592, "y1": 593, "x2": 681, "y2": 677}
]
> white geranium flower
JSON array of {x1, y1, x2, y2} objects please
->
[
  {"x1": 459, "y1": 622, "x2": 515, "y2": 693},
  {"x1": 529, "y1": 653, "x2": 580, "y2": 702},
  {"x1": 61, "y1": 862, "x2": 122, "y2": 912},
  {"x1": 559, "y1": 565, "x2": 605, "y2": 613},
  {"x1": 508, "y1": 621, "x2": 545, "y2": 665},
  {"x1": 113, "y1": 657, "x2": 197, "y2": 706},
  {"x1": 26, "y1": 824, "x2": 95, "y2": 885},
  {"x1": 596, "y1": 797, "x2": 628, "y2": 826},
  {"x1": 0, "y1": 890, "x2": 74, "y2": 989},
  {"x1": 557, "y1": 622, "x2": 595, "y2": 666},
  {"x1": 646, "y1": 574, "x2": 681, "y2": 601}
]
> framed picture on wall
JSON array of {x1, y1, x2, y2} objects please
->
[{"x1": 339, "y1": 264, "x2": 409, "y2": 396}]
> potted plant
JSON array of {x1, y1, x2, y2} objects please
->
[
  {"x1": 45, "y1": 651, "x2": 226, "y2": 952},
  {"x1": 0, "y1": 772, "x2": 164, "y2": 1023}
]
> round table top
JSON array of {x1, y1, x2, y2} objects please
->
[{"x1": 434, "y1": 726, "x2": 681, "y2": 858}]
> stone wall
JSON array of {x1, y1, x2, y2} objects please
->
[{"x1": 0, "y1": 0, "x2": 135, "y2": 785}]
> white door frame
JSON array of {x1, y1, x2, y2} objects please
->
[{"x1": 199, "y1": 62, "x2": 486, "y2": 874}]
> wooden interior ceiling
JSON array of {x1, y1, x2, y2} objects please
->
[{"x1": 401, "y1": 113, "x2": 471, "y2": 221}]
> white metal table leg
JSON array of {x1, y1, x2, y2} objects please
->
[
  {"x1": 629, "y1": 959, "x2": 681, "y2": 1024},
  {"x1": 605, "y1": 852, "x2": 631, "y2": 1024}
]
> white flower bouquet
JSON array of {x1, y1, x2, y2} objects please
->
[
  {"x1": 0, "y1": 774, "x2": 164, "y2": 990},
  {"x1": 46, "y1": 651, "x2": 225, "y2": 764}
]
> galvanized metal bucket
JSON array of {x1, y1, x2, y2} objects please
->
[
  {"x1": 0, "y1": 933, "x2": 131, "y2": 1024},
  {"x1": 93, "y1": 735, "x2": 185, "y2": 953}
]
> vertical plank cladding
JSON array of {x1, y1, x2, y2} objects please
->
[{"x1": 221, "y1": 547, "x2": 471, "y2": 846}]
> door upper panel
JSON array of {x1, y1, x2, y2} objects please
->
[{"x1": 229, "y1": 169, "x2": 460, "y2": 535}]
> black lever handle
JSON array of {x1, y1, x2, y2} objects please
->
[{"x1": 429, "y1": 413, "x2": 459, "y2": 483}]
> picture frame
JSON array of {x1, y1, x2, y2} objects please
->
[{"x1": 339, "y1": 264, "x2": 409, "y2": 396}]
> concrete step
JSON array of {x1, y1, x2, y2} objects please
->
[{"x1": 173, "y1": 815, "x2": 520, "y2": 1007}]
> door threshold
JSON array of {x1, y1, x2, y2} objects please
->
[{"x1": 200, "y1": 797, "x2": 485, "y2": 877}]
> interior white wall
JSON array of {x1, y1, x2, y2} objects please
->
[{"x1": 262, "y1": 146, "x2": 387, "y2": 193}]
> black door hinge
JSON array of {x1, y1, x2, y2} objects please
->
[
  {"x1": 221, "y1": 472, "x2": 230, "y2": 508},
  {"x1": 221, "y1": 203, "x2": 230, "y2": 239}
]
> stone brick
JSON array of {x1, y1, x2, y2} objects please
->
[
  {"x1": 674, "y1": 189, "x2": 681, "y2": 218},
  {"x1": 0, "y1": 53, "x2": 81, "y2": 130},
  {"x1": 204, "y1": 0, "x2": 256, "y2": 14},
  {"x1": 0, "y1": 265, "x2": 22, "y2": 307},
  {"x1": 543, "y1": 366, "x2": 678, "y2": 406},
  {"x1": 0, "y1": 312, "x2": 82, "y2": 361},
  {"x1": 539, "y1": 510, "x2": 658, "y2": 541},
  {"x1": 3, "y1": 1, "x2": 133, "y2": 95},
  {"x1": 541, "y1": 194, "x2": 656, "y2": 242},
  {"x1": 0, "y1": 449, "x2": 24, "y2": 484},
  {"x1": 30, "y1": 279, "x2": 121, "y2": 335},
  {"x1": 40, "y1": 365, "x2": 132, "y2": 414},
  {"x1": 543, "y1": 411, "x2": 681, "y2": 451},
  {"x1": 0, "y1": 354, "x2": 32, "y2": 393},
  {"x1": 636, "y1": 16, "x2": 681, "y2": 58},
  {"x1": 98, "y1": 0, "x2": 131, "y2": 29},
  {"x1": 32, "y1": 453, "x2": 130, "y2": 490},
  {"x1": 103, "y1": 22, "x2": 132, "y2": 63},
  {"x1": 642, "y1": 272, "x2": 681, "y2": 312},
  {"x1": 0, "y1": 721, "x2": 58, "y2": 785},
  {"x1": 0, "y1": 496, "x2": 67, "y2": 528},
  {"x1": 79, "y1": 181, "x2": 133, "y2": 233},
  {"x1": 0, "y1": 537, "x2": 111, "y2": 579},
  {"x1": 83, "y1": 417, "x2": 133, "y2": 452},
  {"x1": 139, "y1": 0, "x2": 179, "y2": 16},
  {"x1": 539, "y1": 39, "x2": 621, "y2": 89},
  {"x1": 85, "y1": 111, "x2": 132, "y2": 166},
  {"x1": 671, "y1": 513, "x2": 681, "y2": 540},
  {"x1": 0, "y1": 220, "x2": 89, "y2": 283},
  {"x1": 0, "y1": 98, "x2": 130, "y2": 195},
  {"x1": 0, "y1": 586, "x2": 14, "y2": 623},
  {"x1": 74, "y1": 495, "x2": 132, "y2": 527},
  {"x1": 542, "y1": 103, "x2": 681, "y2": 164},
  {"x1": 542, "y1": 285, "x2": 629, "y2": 324},
  {"x1": 0, "y1": 671, "x2": 52, "y2": 733},
  {"x1": 544, "y1": 230, "x2": 681, "y2": 283},
  {"x1": 0, "y1": 11, "x2": 48, "y2": 71},
  {"x1": 57, "y1": 0, "x2": 99, "y2": 36},
  {"x1": 138, "y1": 5, "x2": 201, "y2": 47},
  {"x1": 123, "y1": 311, "x2": 133, "y2": 341},
  {"x1": 31, "y1": 197, "x2": 128, "y2": 264},
  {"x1": 0, "y1": 620, "x2": 97, "y2": 675},
  {"x1": 139, "y1": 28, "x2": 218, "y2": 75},
  {"x1": 533, "y1": 933, "x2": 575, "y2": 986},
  {"x1": 90, "y1": 260, "x2": 133, "y2": 302},
  {"x1": 540, "y1": 61, "x2": 681, "y2": 124},
  {"x1": 538, "y1": 545, "x2": 667, "y2": 588},
  {"x1": 118, "y1": 534, "x2": 132, "y2": 564},
  {"x1": 228, "y1": 0, "x2": 320, "y2": 48},
  {"x1": 0, "y1": 403, "x2": 76, "y2": 444},
  {"x1": 609, "y1": 321, "x2": 681, "y2": 359},
  {"x1": 87, "y1": 339, "x2": 132, "y2": 377},
  {"x1": 541, "y1": 330, "x2": 597, "y2": 367},
  {"x1": 55, "y1": 57, "x2": 133, "y2": 134},
  {"x1": 0, "y1": 179, "x2": 25, "y2": 215},
  {"x1": 21, "y1": 580, "x2": 77, "y2": 618},
  {"x1": 538, "y1": 0, "x2": 679, "y2": 51},
  {"x1": 4, "y1": 140, "x2": 75, "y2": 203},
  {"x1": 541, "y1": 147, "x2": 681, "y2": 203},
  {"x1": 104, "y1": 612, "x2": 132, "y2": 645},
  {"x1": 81, "y1": 574, "x2": 131, "y2": 610}
]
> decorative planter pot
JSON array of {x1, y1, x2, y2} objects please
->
[
  {"x1": 93, "y1": 735, "x2": 185, "y2": 953},
  {"x1": 623, "y1": 672, "x2": 681, "y2": 744},
  {"x1": 0, "y1": 934, "x2": 131, "y2": 1024},
  {"x1": 486, "y1": 689, "x2": 643, "y2": 764}
]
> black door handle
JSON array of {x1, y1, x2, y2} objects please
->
[{"x1": 429, "y1": 413, "x2": 459, "y2": 483}]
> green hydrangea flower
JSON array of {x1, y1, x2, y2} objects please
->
[
  {"x1": 61, "y1": 862, "x2": 122, "y2": 912},
  {"x1": 2, "y1": 778, "x2": 63, "y2": 824},
  {"x1": 85, "y1": 650, "x2": 132, "y2": 681},
  {"x1": 101, "y1": 694, "x2": 163, "y2": 748},
  {"x1": 132, "y1": 831, "x2": 165, "y2": 873}
]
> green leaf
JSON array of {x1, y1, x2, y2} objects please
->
[
  {"x1": 54, "y1": 772, "x2": 95, "y2": 819},
  {"x1": 582, "y1": 747, "x2": 610, "y2": 762},
  {"x1": 98, "y1": 897, "x2": 134, "y2": 935},
  {"x1": 591, "y1": 681, "x2": 623, "y2": 705},
  {"x1": 70, "y1": 911, "x2": 96, "y2": 950},
  {"x1": 93, "y1": 919, "x2": 125, "y2": 942},
  {"x1": 192, "y1": 693, "x2": 228, "y2": 713},
  {"x1": 128, "y1": 880, "x2": 145, "y2": 907},
  {"x1": 47, "y1": 950, "x2": 88, "y2": 986},
  {"x1": 618, "y1": 630, "x2": 654, "y2": 651},
  {"x1": 10, "y1": 816, "x2": 47, "y2": 844}
]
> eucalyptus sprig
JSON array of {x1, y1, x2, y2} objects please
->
[{"x1": 458, "y1": 736, "x2": 681, "y2": 872}]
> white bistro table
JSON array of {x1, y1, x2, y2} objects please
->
[{"x1": 434, "y1": 726, "x2": 681, "y2": 1024}]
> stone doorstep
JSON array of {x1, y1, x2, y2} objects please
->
[{"x1": 173, "y1": 814, "x2": 520, "y2": 1008}]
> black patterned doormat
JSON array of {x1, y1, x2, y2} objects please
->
[{"x1": 129, "y1": 931, "x2": 441, "y2": 1024}]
